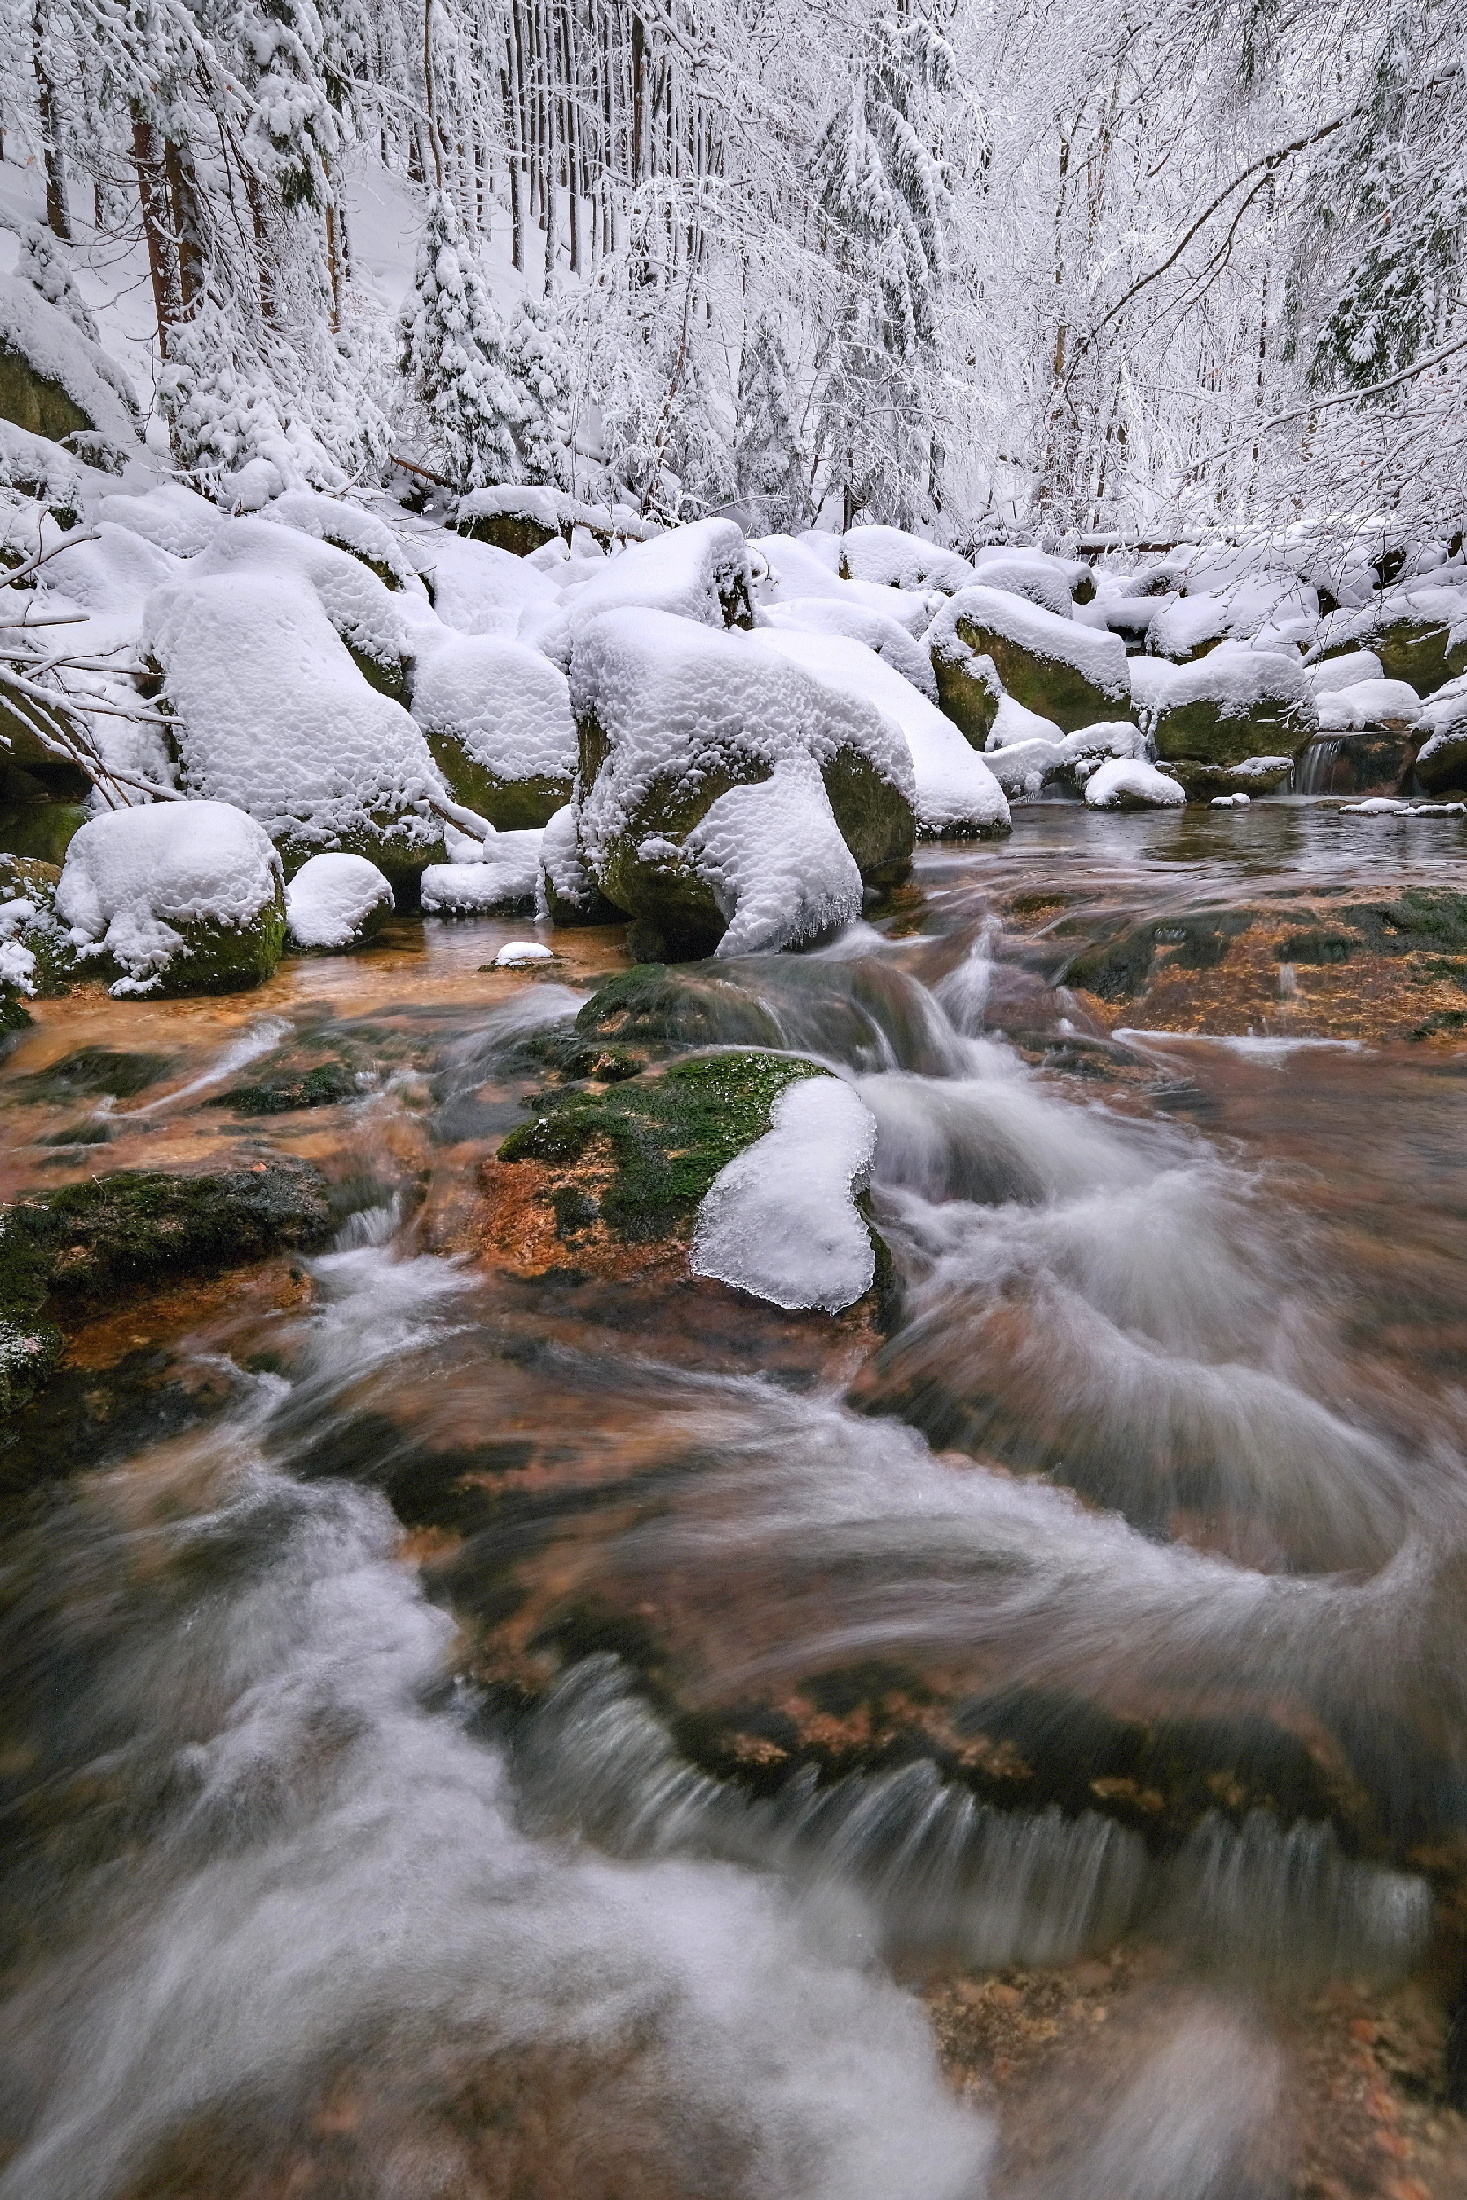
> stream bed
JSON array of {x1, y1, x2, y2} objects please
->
[{"x1": 3, "y1": 802, "x2": 1467, "y2": 2198}]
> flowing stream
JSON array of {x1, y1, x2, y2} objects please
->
[{"x1": 3, "y1": 803, "x2": 1467, "y2": 2196}]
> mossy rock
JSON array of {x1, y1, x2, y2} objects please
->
[
  {"x1": 1373, "y1": 618, "x2": 1467, "y2": 696},
  {"x1": 347, "y1": 642, "x2": 411, "y2": 707},
  {"x1": 940, "y1": 613, "x2": 1125, "y2": 735},
  {"x1": 87, "y1": 897, "x2": 289, "y2": 999},
  {"x1": 931, "y1": 647, "x2": 1002, "y2": 747},
  {"x1": 1167, "y1": 759, "x2": 1294, "y2": 801},
  {"x1": 821, "y1": 746, "x2": 915, "y2": 887},
  {"x1": 0, "y1": 344, "x2": 91, "y2": 444},
  {"x1": 1152, "y1": 699, "x2": 1308, "y2": 769},
  {"x1": 0, "y1": 1158, "x2": 331, "y2": 1414},
  {"x1": 424, "y1": 732, "x2": 570, "y2": 832},
  {"x1": 497, "y1": 1050, "x2": 827, "y2": 1243},
  {"x1": 1413, "y1": 730, "x2": 1467, "y2": 798},
  {"x1": 570, "y1": 964, "x2": 788, "y2": 1058},
  {"x1": 8, "y1": 1045, "x2": 175, "y2": 1104},
  {"x1": 1292, "y1": 733, "x2": 1416, "y2": 798},
  {"x1": 208, "y1": 1063, "x2": 358, "y2": 1115},
  {"x1": 456, "y1": 511, "x2": 558, "y2": 558},
  {"x1": 0, "y1": 798, "x2": 89, "y2": 866},
  {"x1": 276, "y1": 823, "x2": 443, "y2": 900}
]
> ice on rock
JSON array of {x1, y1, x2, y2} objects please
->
[
  {"x1": 1315, "y1": 679, "x2": 1420, "y2": 730},
  {"x1": 840, "y1": 524, "x2": 976, "y2": 596},
  {"x1": 1085, "y1": 757, "x2": 1186, "y2": 809},
  {"x1": 690, "y1": 1074, "x2": 879, "y2": 1311},
  {"x1": 676, "y1": 754, "x2": 863, "y2": 955},
  {"x1": 754, "y1": 627, "x2": 1007, "y2": 837},
  {"x1": 410, "y1": 632, "x2": 576, "y2": 824},
  {"x1": 561, "y1": 517, "x2": 754, "y2": 631},
  {"x1": 285, "y1": 853, "x2": 395, "y2": 950},
  {"x1": 760, "y1": 596, "x2": 939, "y2": 700},
  {"x1": 145, "y1": 572, "x2": 445, "y2": 870},
  {"x1": 55, "y1": 799, "x2": 284, "y2": 995},
  {"x1": 420, "y1": 832, "x2": 544, "y2": 915}
]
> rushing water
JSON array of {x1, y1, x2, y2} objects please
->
[{"x1": 3, "y1": 803, "x2": 1467, "y2": 2196}]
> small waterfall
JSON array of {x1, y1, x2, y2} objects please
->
[{"x1": 1293, "y1": 737, "x2": 1343, "y2": 795}]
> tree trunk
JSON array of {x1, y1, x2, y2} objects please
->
[
  {"x1": 33, "y1": 5, "x2": 70, "y2": 240},
  {"x1": 164, "y1": 139, "x2": 204, "y2": 316},
  {"x1": 131, "y1": 109, "x2": 182, "y2": 357}
]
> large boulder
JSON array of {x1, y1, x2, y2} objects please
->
[
  {"x1": 562, "y1": 516, "x2": 756, "y2": 630},
  {"x1": 410, "y1": 633, "x2": 576, "y2": 828},
  {"x1": 146, "y1": 572, "x2": 447, "y2": 883},
  {"x1": 928, "y1": 586, "x2": 1131, "y2": 737},
  {"x1": 1413, "y1": 678, "x2": 1467, "y2": 795},
  {"x1": 840, "y1": 524, "x2": 976, "y2": 595},
  {"x1": 571, "y1": 609, "x2": 908, "y2": 958},
  {"x1": 55, "y1": 799, "x2": 286, "y2": 996},
  {"x1": 1132, "y1": 643, "x2": 1316, "y2": 769},
  {"x1": 0, "y1": 274, "x2": 138, "y2": 452},
  {"x1": 184, "y1": 516, "x2": 424, "y2": 701},
  {"x1": 1311, "y1": 584, "x2": 1467, "y2": 696},
  {"x1": 284, "y1": 853, "x2": 395, "y2": 952},
  {"x1": 756, "y1": 627, "x2": 1008, "y2": 839}
]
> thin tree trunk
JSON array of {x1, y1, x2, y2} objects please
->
[
  {"x1": 325, "y1": 202, "x2": 341, "y2": 330},
  {"x1": 164, "y1": 139, "x2": 204, "y2": 316},
  {"x1": 33, "y1": 4, "x2": 70, "y2": 240},
  {"x1": 131, "y1": 109, "x2": 182, "y2": 356}
]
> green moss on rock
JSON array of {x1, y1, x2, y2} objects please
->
[
  {"x1": 0, "y1": 345, "x2": 91, "y2": 444},
  {"x1": 424, "y1": 732, "x2": 571, "y2": 832},
  {"x1": 9, "y1": 1045, "x2": 176, "y2": 1103},
  {"x1": 498, "y1": 1050, "x2": 827, "y2": 1242},
  {"x1": 208, "y1": 1063, "x2": 359, "y2": 1115}
]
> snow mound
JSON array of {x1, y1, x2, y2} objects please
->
[
  {"x1": 495, "y1": 940, "x2": 554, "y2": 965},
  {"x1": 146, "y1": 572, "x2": 444, "y2": 866},
  {"x1": 187, "y1": 515, "x2": 420, "y2": 676},
  {"x1": 841, "y1": 525, "x2": 975, "y2": 595},
  {"x1": 285, "y1": 853, "x2": 395, "y2": 950},
  {"x1": 932, "y1": 586, "x2": 1126, "y2": 681},
  {"x1": 267, "y1": 493, "x2": 425, "y2": 594},
  {"x1": 969, "y1": 552, "x2": 1076, "y2": 619},
  {"x1": 989, "y1": 694, "x2": 1065, "y2": 749},
  {"x1": 96, "y1": 483, "x2": 225, "y2": 559},
  {"x1": 1315, "y1": 679, "x2": 1420, "y2": 730},
  {"x1": 1084, "y1": 758, "x2": 1186, "y2": 809},
  {"x1": 43, "y1": 523, "x2": 181, "y2": 615},
  {"x1": 0, "y1": 273, "x2": 139, "y2": 449},
  {"x1": 421, "y1": 832, "x2": 544, "y2": 914},
  {"x1": 1147, "y1": 593, "x2": 1229, "y2": 661},
  {"x1": 415, "y1": 531, "x2": 560, "y2": 636},
  {"x1": 0, "y1": 421, "x2": 82, "y2": 518},
  {"x1": 56, "y1": 799, "x2": 283, "y2": 995},
  {"x1": 1060, "y1": 721, "x2": 1148, "y2": 763},
  {"x1": 984, "y1": 738, "x2": 1066, "y2": 796},
  {"x1": 562, "y1": 518, "x2": 754, "y2": 631},
  {"x1": 1130, "y1": 642, "x2": 1313, "y2": 725},
  {"x1": 1307, "y1": 650, "x2": 1384, "y2": 695},
  {"x1": 1211, "y1": 793, "x2": 1251, "y2": 808},
  {"x1": 752, "y1": 534, "x2": 936, "y2": 633},
  {"x1": 690, "y1": 1074, "x2": 878, "y2": 1311},
  {"x1": 676, "y1": 754, "x2": 863, "y2": 956},
  {"x1": 456, "y1": 485, "x2": 656, "y2": 542},
  {"x1": 411, "y1": 633, "x2": 576, "y2": 787},
  {"x1": 761, "y1": 595, "x2": 938, "y2": 699},
  {"x1": 755, "y1": 627, "x2": 1006, "y2": 837}
]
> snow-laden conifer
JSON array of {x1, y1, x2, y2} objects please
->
[{"x1": 399, "y1": 190, "x2": 521, "y2": 492}]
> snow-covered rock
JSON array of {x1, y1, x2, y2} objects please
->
[
  {"x1": 570, "y1": 608, "x2": 914, "y2": 957},
  {"x1": 760, "y1": 596, "x2": 938, "y2": 699},
  {"x1": 284, "y1": 852, "x2": 395, "y2": 951},
  {"x1": 561, "y1": 517, "x2": 755, "y2": 631},
  {"x1": 690, "y1": 1073, "x2": 879, "y2": 1310},
  {"x1": 55, "y1": 799, "x2": 285, "y2": 996},
  {"x1": 185, "y1": 515, "x2": 422, "y2": 696},
  {"x1": 1132, "y1": 642, "x2": 1315, "y2": 767},
  {"x1": 754, "y1": 627, "x2": 1008, "y2": 839},
  {"x1": 840, "y1": 525, "x2": 976, "y2": 596},
  {"x1": 420, "y1": 832, "x2": 544, "y2": 915},
  {"x1": 929, "y1": 585, "x2": 1131, "y2": 738},
  {"x1": 1412, "y1": 675, "x2": 1467, "y2": 794},
  {"x1": 1306, "y1": 649, "x2": 1384, "y2": 695},
  {"x1": 753, "y1": 534, "x2": 936, "y2": 633},
  {"x1": 0, "y1": 272, "x2": 139, "y2": 452},
  {"x1": 1084, "y1": 758, "x2": 1186, "y2": 810},
  {"x1": 1147, "y1": 592, "x2": 1230, "y2": 661},
  {"x1": 1310, "y1": 583, "x2": 1467, "y2": 695},
  {"x1": 983, "y1": 737, "x2": 1067, "y2": 797},
  {"x1": 1315, "y1": 679, "x2": 1420, "y2": 731},
  {"x1": 266, "y1": 493, "x2": 426, "y2": 595},
  {"x1": 413, "y1": 531, "x2": 560, "y2": 636},
  {"x1": 677, "y1": 754, "x2": 864, "y2": 957},
  {"x1": 969, "y1": 550, "x2": 1078, "y2": 619},
  {"x1": 96, "y1": 483, "x2": 226, "y2": 559},
  {"x1": 146, "y1": 572, "x2": 446, "y2": 877},
  {"x1": 410, "y1": 632, "x2": 577, "y2": 828}
]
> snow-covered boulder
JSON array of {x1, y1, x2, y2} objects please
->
[
  {"x1": 0, "y1": 273, "x2": 138, "y2": 453},
  {"x1": 690, "y1": 1074, "x2": 879, "y2": 1311},
  {"x1": 410, "y1": 633, "x2": 576, "y2": 828},
  {"x1": 840, "y1": 524, "x2": 975, "y2": 595},
  {"x1": 753, "y1": 534, "x2": 936, "y2": 633},
  {"x1": 266, "y1": 493, "x2": 425, "y2": 595},
  {"x1": 970, "y1": 550, "x2": 1083, "y2": 619},
  {"x1": 55, "y1": 800, "x2": 285, "y2": 996},
  {"x1": 928, "y1": 585, "x2": 1131, "y2": 738},
  {"x1": 1307, "y1": 649, "x2": 1384, "y2": 696},
  {"x1": 96, "y1": 482, "x2": 226, "y2": 559},
  {"x1": 146, "y1": 572, "x2": 446, "y2": 880},
  {"x1": 754, "y1": 627, "x2": 1008, "y2": 839},
  {"x1": 1315, "y1": 679, "x2": 1420, "y2": 732},
  {"x1": 454, "y1": 485, "x2": 657, "y2": 558},
  {"x1": 1084, "y1": 758, "x2": 1186, "y2": 811},
  {"x1": 420, "y1": 831, "x2": 543, "y2": 916},
  {"x1": 983, "y1": 737, "x2": 1068, "y2": 797},
  {"x1": 1412, "y1": 677, "x2": 1467, "y2": 794},
  {"x1": 1147, "y1": 593, "x2": 1230, "y2": 661},
  {"x1": 1131, "y1": 642, "x2": 1315, "y2": 767},
  {"x1": 0, "y1": 421, "x2": 83, "y2": 527},
  {"x1": 1311, "y1": 584, "x2": 1467, "y2": 696},
  {"x1": 760, "y1": 596, "x2": 939, "y2": 699},
  {"x1": 561, "y1": 518, "x2": 755, "y2": 631},
  {"x1": 185, "y1": 516, "x2": 422, "y2": 700},
  {"x1": 571, "y1": 608, "x2": 903, "y2": 958},
  {"x1": 284, "y1": 853, "x2": 394, "y2": 951},
  {"x1": 413, "y1": 532, "x2": 559, "y2": 636},
  {"x1": 538, "y1": 801, "x2": 621, "y2": 927}
]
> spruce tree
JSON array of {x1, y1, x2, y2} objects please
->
[
  {"x1": 734, "y1": 316, "x2": 810, "y2": 533},
  {"x1": 399, "y1": 189, "x2": 521, "y2": 491},
  {"x1": 504, "y1": 293, "x2": 575, "y2": 489}
]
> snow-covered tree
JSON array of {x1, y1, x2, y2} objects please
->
[
  {"x1": 14, "y1": 223, "x2": 98, "y2": 342},
  {"x1": 504, "y1": 294, "x2": 575, "y2": 489},
  {"x1": 734, "y1": 316, "x2": 811, "y2": 533},
  {"x1": 398, "y1": 188, "x2": 521, "y2": 490}
]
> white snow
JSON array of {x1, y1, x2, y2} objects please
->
[
  {"x1": 538, "y1": 800, "x2": 597, "y2": 917},
  {"x1": 55, "y1": 799, "x2": 282, "y2": 995},
  {"x1": 1147, "y1": 593, "x2": 1229, "y2": 660},
  {"x1": 840, "y1": 525, "x2": 975, "y2": 595},
  {"x1": 689, "y1": 1073, "x2": 879, "y2": 1310},
  {"x1": 760, "y1": 595, "x2": 938, "y2": 699},
  {"x1": 1084, "y1": 757, "x2": 1186, "y2": 809},
  {"x1": 420, "y1": 832, "x2": 544, "y2": 914},
  {"x1": 989, "y1": 694, "x2": 1066, "y2": 749},
  {"x1": 43, "y1": 522, "x2": 180, "y2": 615},
  {"x1": 1315, "y1": 679, "x2": 1420, "y2": 730},
  {"x1": 410, "y1": 632, "x2": 576, "y2": 785},
  {"x1": 495, "y1": 940, "x2": 554, "y2": 964},
  {"x1": 1060, "y1": 721, "x2": 1148, "y2": 764},
  {"x1": 267, "y1": 493, "x2": 426, "y2": 595},
  {"x1": 753, "y1": 626, "x2": 1006, "y2": 836},
  {"x1": 411, "y1": 530, "x2": 559, "y2": 636},
  {"x1": 285, "y1": 852, "x2": 395, "y2": 949},
  {"x1": 929, "y1": 586, "x2": 1131, "y2": 701},
  {"x1": 561, "y1": 518, "x2": 752, "y2": 631},
  {"x1": 969, "y1": 552, "x2": 1075, "y2": 619},
  {"x1": 146, "y1": 571, "x2": 444, "y2": 859},
  {"x1": 983, "y1": 738, "x2": 1066, "y2": 796},
  {"x1": 1211, "y1": 792, "x2": 1251, "y2": 807},
  {"x1": 752, "y1": 534, "x2": 936, "y2": 633},
  {"x1": 0, "y1": 271, "x2": 139, "y2": 450},
  {"x1": 675, "y1": 754, "x2": 863, "y2": 956},
  {"x1": 186, "y1": 515, "x2": 424, "y2": 670},
  {"x1": 1130, "y1": 641, "x2": 1314, "y2": 728},
  {"x1": 95, "y1": 482, "x2": 226, "y2": 559},
  {"x1": 1306, "y1": 650, "x2": 1384, "y2": 695}
]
